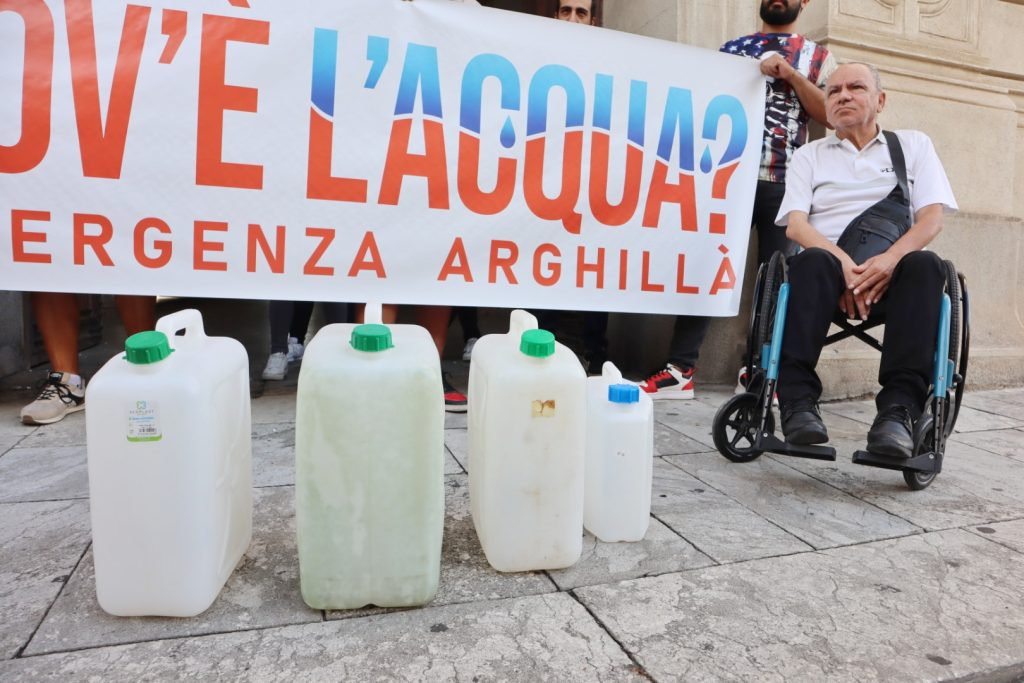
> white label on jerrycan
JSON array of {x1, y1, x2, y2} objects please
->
[{"x1": 127, "y1": 400, "x2": 161, "y2": 442}]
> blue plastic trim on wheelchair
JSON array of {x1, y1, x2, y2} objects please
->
[{"x1": 711, "y1": 252, "x2": 969, "y2": 491}]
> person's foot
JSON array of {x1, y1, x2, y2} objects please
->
[
  {"x1": 780, "y1": 399, "x2": 829, "y2": 445},
  {"x1": 462, "y1": 337, "x2": 478, "y2": 362},
  {"x1": 262, "y1": 352, "x2": 289, "y2": 381},
  {"x1": 287, "y1": 336, "x2": 305, "y2": 363},
  {"x1": 639, "y1": 364, "x2": 695, "y2": 400},
  {"x1": 866, "y1": 405, "x2": 915, "y2": 458},
  {"x1": 443, "y1": 373, "x2": 468, "y2": 413},
  {"x1": 20, "y1": 371, "x2": 86, "y2": 425}
]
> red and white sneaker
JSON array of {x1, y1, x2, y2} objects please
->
[
  {"x1": 443, "y1": 374, "x2": 468, "y2": 413},
  {"x1": 736, "y1": 366, "x2": 779, "y2": 406},
  {"x1": 640, "y1": 364, "x2": 695, "y2": 400}
]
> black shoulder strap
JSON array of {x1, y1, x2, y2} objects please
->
[{"x1": 882, "y1": 130, "x2": 909, "y2": 202}]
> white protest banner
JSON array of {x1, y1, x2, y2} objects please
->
[{"x1": 0, "y1": 0, "x2": 764, "y2": 315}]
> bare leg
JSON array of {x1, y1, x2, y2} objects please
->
[
  {"x1": 352, "y1": 303, "x2": 398, "y2": 324},
  {"x1": 31, "y1": 292, "x2": 81, "y2": 374},
  {"x1": 114, "y1": 295, "x2": 156, "y2": 336},
  {"x1": 415, "y1": 305, "x2": 451, "y2": 356}
]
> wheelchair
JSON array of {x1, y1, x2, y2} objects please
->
[{"x1": 711, "y1": 251, "x2": 970, "y2": 490}]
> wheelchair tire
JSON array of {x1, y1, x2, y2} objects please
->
[
  {"x1": 943, "y1": 261, "x2": 961, "y2": 370},
  {"x1": 745, "y1": 252, "x2": 786, "y2": 380},
  {"x1": 903, "y1": 415, "x2": 937, "y2": 491},
  {"x1": 713, "y1": 393, "x2": 773, "y2": 463}
]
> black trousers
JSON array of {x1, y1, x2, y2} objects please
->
[
  {"x1": 777, "y1": 248, "x2": 946, "y2": 419},
  {"x1": 667, "y1": 180, "x2": 794, "y2": 369}
]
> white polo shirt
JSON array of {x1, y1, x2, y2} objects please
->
[{"x1": 775, "y1": 128, "x2": 958, "y2": 244}]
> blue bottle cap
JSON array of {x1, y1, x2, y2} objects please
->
[{"x1": 608, "y1": 383, "x2": 639, "y2": 404}]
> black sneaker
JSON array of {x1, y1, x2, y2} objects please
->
[
  {"x1": 442, "y1": 373, "x2": 467, "y2": 413},
  {"x1": 780, "y1": 399, "x2": 829, "y2": 445},
  {"x1": 867, "y1": 405, "x2": 914, "y2": 458}
]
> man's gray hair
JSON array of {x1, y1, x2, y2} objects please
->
[{"x1": 840, "y1": 61, "x2": 883, "y2": 91}]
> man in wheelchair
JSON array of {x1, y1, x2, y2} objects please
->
[{"x1": 774, "y1": 62, "x2": 958, "y2": 458}]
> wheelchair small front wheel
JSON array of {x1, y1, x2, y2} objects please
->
[
  {"x1": 713, "y1": 393, "x2": 773, "y2": 463},
  {"x1": 903, "y1": 415, "x2": 937, "y2": 491}
]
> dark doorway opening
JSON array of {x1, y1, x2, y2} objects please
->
[{"x1": 477, "y1": 0, "x2": 551, "y2": 16}]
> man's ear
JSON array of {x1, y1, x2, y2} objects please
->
[{"x1": 877, "y1": 90, "x2": 886, "y2": 113}]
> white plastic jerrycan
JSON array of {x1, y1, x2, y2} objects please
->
[
  {"x1": 468, "y1": 310, "x2": 586, "y2": 572},
  {"x1": 295, "y1": 303, "x2": 444, "y2": 610},
  {"x1": 85, "y1": 309, "x2": 252, "y2": 617},
  {"x1": 584, "y1": 362, "x2": 654, "y2": 542}
]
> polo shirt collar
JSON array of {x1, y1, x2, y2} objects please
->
[{"x1": 827, "y1": 126, "x2": 886, "y2": 152}]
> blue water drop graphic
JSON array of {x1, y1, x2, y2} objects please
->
[
  {"x1": 700, "y1": 146, "x2": 713, "y2": 174},
  {"x1": 500, "y1": 117, "x2": 516, "y2": 149}
]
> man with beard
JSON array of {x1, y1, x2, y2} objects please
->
[{"x1": 641, "y1": 0, "x2": 836, "y2": 400}]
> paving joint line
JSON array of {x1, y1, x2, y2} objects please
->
[
  {"x1": 14, "y1": 540, "x2": 92, "y2": 660},
  {"x1": 567, "y1": 589, "x2": 656, "y2": 682}
]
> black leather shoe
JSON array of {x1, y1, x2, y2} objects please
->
[
  {"x1": 867, "y1": 405, "x2": 914, "y2": 458},
  {"x1": 781, "y1": 400, "x2": 829, "y2": 445}
]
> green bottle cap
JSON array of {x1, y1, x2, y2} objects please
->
[
  {"x1": 124, "y1": 331, "x2": 173, "y2": 365},
  {"x1": 351, "y1": 324, "x2": 393, "y2": 352},
  {"x1": 520, "y1": 329, "x2": 555, "y2": 358}
]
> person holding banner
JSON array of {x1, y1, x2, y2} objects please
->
[
  {"x1": 20, "y1": 293, "x2": 155, "y2": 425},
  {"x1": 640, "y1": 0, "x2": 836, "y2": 400},
  {"x1": 774, "y1": 62, "x2": 956, "y2": 456}
]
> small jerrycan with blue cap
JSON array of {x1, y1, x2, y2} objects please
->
[
  {"x1": 85, "y1": 309, "x2": 252, "y2": 616},
  {"x1": 295, "y1": 302, "x2": 444, "y2": 609},
  {"x1": 584, "y1": 362, "x2": 653, "y2": 542},
  {"x1": 468, "y1": 310, "x2": 586, "y2": 572}
]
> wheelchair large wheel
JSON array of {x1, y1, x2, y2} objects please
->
[
  {"x1": 713, "y1": 393, "x2": 774, "y2": 463},
  {"x1": 903, "y1": 415, "x2": 937, "y2": 491},
  {"x1": 744, "y1": 252, "x2": 786, "y2": 382},
  {"x1": 943, "y1": 262, "x2": 970, "y2": 436}
]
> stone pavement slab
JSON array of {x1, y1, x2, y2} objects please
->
[
  {"x1": 4, "y1": 594, "x2": 645, "y2": 682},
  {"x1": 252, "y1": 422, "x2": 296, "y2": 488},
  {"x1": 653, "y1": 400, "x2": 718, "y2": 450},
  {"x1": 962, "y1": 392, "x2": 1024, "y2": 422},
  {"x1": 250, "y1": 392, "x2": 296, "y2": 425},
  {"x1": 666, "y1": 451, "x2": 920, "y2": 549},
  {"x1": 0, "y1": 500, "x2": 91, "y2": 659},
  {"x1": 779, "y1": 437, "x2": 1024, "y2": 531},
  {"x1": 968, "y1": 519, "x2": 1024, "y2": 555},
  {"x1": 14, "y1": 412, "x2": 87, "y2": 449},
  {"x1": 576, "y1": 529, "x2": 1024, "y2": 683},
  {"x1": 949, "y1": 427, "x2": 1024, "y2": 459},
  {"x1": 24, "y1": 486, "x2": 319, "y2": 656},
  {"x1": 650, "y1": 459, "x2": 813, "y2": 562},
  {"x1": 0, "y1": 446, "x2": 89, "y2": 504}
]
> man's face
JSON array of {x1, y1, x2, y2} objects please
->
[
  {"x1": 556, "y1": 0, "x2": 594, "y2": 24},
  {"x1": 759, "y1": 0, "x2": 803, "y2": 26},
  {"x1": 825, "y1": 64, "x2": 886, "y2": 132}
]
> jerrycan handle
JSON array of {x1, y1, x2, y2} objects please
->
[
  {"x1": 155, "y1": 309, "x2": 207, "y2": 349},
  {"x1": 509, "y1": 309, "x2": 538, "y2": 337},
  {"x1": 602, "y1": 361, "x2": 624, "y2": 384},
  {"x1": 363, "y1": 302, "x2": 384, "y2": 325}
]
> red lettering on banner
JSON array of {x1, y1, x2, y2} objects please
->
[
  {"x1": 589, "y1": 133, "x2": 642, "y2": 227},
  {"x1": 347, "y1": 231, "x2": 386, "y2": 278},
  {"x1": 457, "y1": 133, "x2": 516, "y2": 215},
  {"x1": 196, "y1": 14, "x2": 269, "y2": 189},
  {"x1": 642, "y1": 160, "x2": 697, "y2": 231},
  {"x1": 576, "y1": 246, "x2": 604, "y2": 289},
  {"x1": 488, "y1": 240, "x2": 519, "y2": 285},
  {"x1": 0, "y1": 0, "x2": 53, "y2": 173},
  {"x1": 438, "y1": 238, "x2": 473, "y2": 282},
  {"x1": 65, "y1": 0, "x2": 149, "y2": 179},
  {"x1": 134, "y1": 217, "x2": 172, "y2": 268},
  {"x1": 675, "y1": 254, "x2": 699, "y2": 294},
  {"x1": 618, "y1": 249, "x2": 628, "y2": 290},
  {"x1": 533, "y1": 243, "x2": 561, "y2": 287},
  {"x1": 193, "y1": 220, "x2": 229, "y2": 271},
  {"x1": 640, "y1": 250, "x2": 664, "y2": 292},
  {"x1": 523, "y1": 132, "x2": 583, "y2": 235},
  {"x1": 246, "y1": 224, "x2": 285, "y2": 273},
  {"x1": 73, "y1": 213, "x2": 114, "y2": 266},
  {"x1": 709, "y1": 162, "x2": 739, "y2": 234},
  {"x1": 306, "y1": 110, "x2": 369, "y2": 203},
  {"x1": 378, "y1": 119, "x2": 450, "y2": 209},
  {"x1": 11, "y1": 209, "x2": 51, "y2": 263},
  {"x1": 303, "y1": 227, "x2": 335, "y2": 276},
  {"x1": 710, "y1": 245, "x2": 736, "y2": 295}
]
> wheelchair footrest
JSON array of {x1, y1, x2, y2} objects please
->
[
  {"x1": 852, "y1": 450, "x2": 941, "y2": 473},
  {"x1": 758, "y1": 434, "x2": 837, "y2": 461}
]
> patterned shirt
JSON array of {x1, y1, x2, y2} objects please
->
[{"x1": 720, "y1": 33, "x2": 837, "y2": 183}]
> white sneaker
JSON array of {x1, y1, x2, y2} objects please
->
[
  {"x1": 20, "y1": 371, "x2": 86, "y2": 425},
  {"x1": 287, "y1": 336, "x2": 305, "y2": 363},
  {"x1": 262, "y1": 352, "x2": 289, "y2": 381},
  {"x1": 640, "y1": 364, "x2": 695, "y2": 400},
  {"x1": 462, "y1": 337, "x2": 478, "y2": 362}
]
